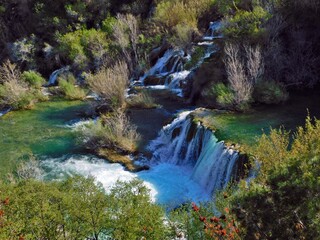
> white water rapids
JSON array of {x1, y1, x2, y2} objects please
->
[{"x1": 42, "y1": 111, "x2": 239, "y2": 206}]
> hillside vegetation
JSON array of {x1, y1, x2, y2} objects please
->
[{"x1": 0, "y1": 0, "x2": 319, "y2": 239}]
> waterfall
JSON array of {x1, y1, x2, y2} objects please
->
[
  {"x1": 191, "y1": 131, "x2": 239, "y2": 193},
  {"x1": 48, "y1": 66, "x2": 70, "y2": 85},
  {"x1": 0, "y1": 108, "x2": 11, "y2": 117},
  {"x1": 165, "y1": 70, "x2": 191, "y2": 97},
  {"x1": 148, "y1": 111, "x2": 203, "y2": 166},
  {"x1": 203, "y1": 21, "x2": 223, "y2": 41},
  {"x1": 140, "y1": 49, "x2": 185, "y2": 84},
  {"x1": 148, "y1": 111, "x2": 239, "y2": 194}
]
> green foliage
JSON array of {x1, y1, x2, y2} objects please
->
[
  {"x1": 58, "y1": 28, "x2": 109, "y2": 69},
  {"x1": 109, "y1": 179, "x2": 166, "y2": 239},
  {"x1": 57, "y1": 72, "x2": 86, "y2": 100},
  {"x1": 154, "y1": 0, "x2": 213, "y2": 30},
  {"x1": 253, "y1": 80, "x2": 288, "y2": 104},
  {"x1": 126, "y1": 90, "x2": 158, "y2": 109},
  {"x1": 0, "y1": 176, "x2": 165, "y2": 239},
  {"x1": 223, "y1": 6, "x2": 271, "y2": 39},
  {"x1": 78, "y1": 111, "x2": 140, "y2": 153},
  {"x1": 215, "y1": 0, "x2": 242, "y2": 15},
  {"x1": 59, "y1": 79, "x2": 86, "y2": 100},
  {"x1": 0, "y1": 61, "x2": 47, "y2": 110},
  {"x1": 211, "y1": 83, "x2": 235, "y2": 108},
  {"x1": 21, "y1": 70, "x2": 45, "y2": 89},
  {"x1": 102, "y1": 15, "x2": 117, "y2": 35},
  {"x1": 185, "y1": 46, "x2": 206, "y2": 70},
  {"x1": 226, "y1": 117, "x2": 320, "y2": 239}
]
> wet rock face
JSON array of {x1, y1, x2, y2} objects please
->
[
  {"x1": 187, "y1": 49, "x2": 225, "y2": 104},
  {"x1": 144, "y1": 75, "x2": 166, "y2": 85}
]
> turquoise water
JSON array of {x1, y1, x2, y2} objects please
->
[
  {"x1": 202, "y1": 90, "x2": 320, "y2": 145},
  {"x1": 0, "y1": 99, "x2": 90, "y2": 176}
]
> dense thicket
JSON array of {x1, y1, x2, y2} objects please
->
[{"x1": 0, "y1": 176, "x2": 166, "y2": 240}]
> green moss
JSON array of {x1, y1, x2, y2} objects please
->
[{"x1": 185, "y1": 46, "x2": 206, "y2": 70}]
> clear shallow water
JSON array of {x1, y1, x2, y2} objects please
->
[{"x1": 0, "y1": 99, "x2": 89, "y2": 175}]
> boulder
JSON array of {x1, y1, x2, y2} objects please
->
[{"x1": 144, "y1": 75, "x2": 166, "y2": 85}]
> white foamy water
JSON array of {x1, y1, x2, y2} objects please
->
[{"x1": 40, "y1": 155, "x2": 210, "y2": 206}]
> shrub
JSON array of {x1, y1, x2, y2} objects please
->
[
  {"x1": 169, "y1": 202, "x2": 241, "y2": 239},
  {"x1": 0, "y1": 61, "x2": 41, "y2": 110},
  {"x1": 154, "y1": 0, "x2": 197, "y2": 29},
  {"x1": 0, "y1": 60, "x2": 20, "y2": 84},
  {"x1": 253, "y1": 80, "x2": 288, "y2": 104},
  {"x1": 59, "y1": 79, "x2": 86, "y2": 100},
  {"x1": 112, "y1": 14, "x2": 139, "y2": 75},
  {"x1": 21, "y1": 70, "x2": 45, "y2": 89},
  {"x1": 212, "y1": 83, "x2": 235, "y2": 108},
  {"x1": 109, "y1": 179, "x2": 166, "y2": 239},
  {"x1": 102, "y1": 15, "x2": 117, "y2": 35},
  {"x1": 185, "y1": 46, "x2": 206, "y2": 70},
  {"x1": 0, "y1": 176, "x2": 166, "y2": 239},
  {"x1": 87, "y1": 61, "x2": 129, "y2": 110},
  {"x1": 222, "y1": 117, "x2": 320, "y2": 239},
  {"x1": 78, "y1": 110, "x2": 140, "y2": 153},
  {"x1": 172, "y1": 23, "x2": 196, "y2": 49},
  {"x1": 223, "y1": 6, "x2": 271, "y2": 40},
  {"x1": 126, "y1": 90, "x2": 158, "y2": 109},
  {"x1": 58, "y1": 29, "x2": 109, "y2": 69},
  {"x1": 224, "y1": 43, "x2": 253, "y2": 110}
]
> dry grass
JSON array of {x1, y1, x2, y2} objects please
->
[
  {"x1": 78, "y1": 110, "x2": 140, "y2": 153},
  {"x1": 224, "y1": 43, "x2": 253, "y2": 108},
  {"x1": 0, "y1": 60, "x2": 21, "y2": 84},
  {"x1": 87, "y1": 61, "x2": 129, "y2": 110},
  {"x1": 126, "y1": 90, "x2": 158, "y2": 109}
]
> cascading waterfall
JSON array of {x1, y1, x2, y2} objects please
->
[
  {"x1": 138, "y1": 21, "x2": 222, "y2": 97},
  {"x1": 148, "y1": 111, "x2": 204, "y2": 166},
  {"x1": 203, "y1": 21, "x2": 223, "y2": 41},
  {"x1": 191, "y1": 132, "x2": 239, "y2": 193},
  {"x1": 148, "y1": 111, "x2": 239, "y2": 194},
  {"x1": 48, "y1": 66, "x2": 70, "y2": 85},
  {"x1": 139, "y1": 49, "x2": 185, "y2": 84}
]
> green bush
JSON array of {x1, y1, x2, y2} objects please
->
[
  {"x1": 253, "y1": 80, "x2": 288, "y2": 104},
  {"x1": 0, "y1": 80, "x2": 44, "y2": 110},
  {"x1": 223, "y1": 6, "x2": 271, "y2": 39},
  {"x1": 58, "y1": 29, "x2": 109, "y2": 69},
  {"x1": 223, "y1": 117, "x2": 320, "y2": 239},
  {"x1": 0, "y1": 176, "x2": 166, "y2": 239},
  {"x1": 78, "y1": 111, "x2": 140, "y2": 153},
  {"x1": 185, "y1": 46, "x2": 206, "y2": 70},
  {"x1": 102, "y1": 15, "x2": 117, "y2": 35},
  {"x1": 58, "y1": 79, "x2": 86, "y2": 100},
  {"x1": 154, "y1": 0, "x2": 213, "y2": 30},
  {"x1": 21, "y1": 70, "x2": 46, "y2": 89},
  {"x1": 212, "y1": 83, "x2": 235, "y2": 108}
]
